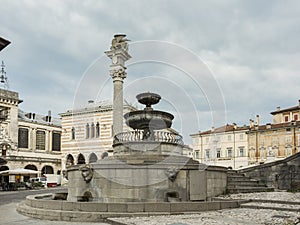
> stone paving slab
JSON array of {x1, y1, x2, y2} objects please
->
[{"x1": 0, "y1": 202, "x2": 111, "y2": 225}]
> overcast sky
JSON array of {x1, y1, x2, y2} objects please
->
[{"x1": 1, "y1": 0, "x2": 300, "y2": 144}]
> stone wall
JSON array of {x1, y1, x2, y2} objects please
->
[{"x1": 239, "y1": 152, "x2": 300, "y2": 190}]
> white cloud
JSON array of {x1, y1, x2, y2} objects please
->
[{"x1": 1, "y1": 0, "x2": 300, "y2": 143}]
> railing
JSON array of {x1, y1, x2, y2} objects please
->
[{"x1": 114, "y1": 130, "x2": 184, "y2": 145}]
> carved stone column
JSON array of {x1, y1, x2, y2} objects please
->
[{"x1": 105, "y1": 34, "x2": 131, "y2": 136}]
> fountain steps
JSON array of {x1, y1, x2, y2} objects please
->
[{"x1": 227, "y1": 170, "x2": 274, "y2": 194}]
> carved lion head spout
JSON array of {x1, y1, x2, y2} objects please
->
[
  {"x1": 80, "y1": 165, "x2": 94, "y2": 183},
  {"x1": 165, "y1": 167, "x2": 180, "y2": 182},
  {"x1": 62, "y1": 170, "x2": 68, "y2": 180}
]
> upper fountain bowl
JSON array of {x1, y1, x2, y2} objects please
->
[{"x1": 136, "y1": 92, "x2": 161, "y2": 108}]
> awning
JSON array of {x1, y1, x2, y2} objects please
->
[{"x1": 0, "y1": 168, "x2": 39, "y2": 176}]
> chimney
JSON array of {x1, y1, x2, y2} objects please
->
[
  {"x1": 277, "y1": 106, "x2": 281, "y2": 111},
  {"x1": 249, "y1": 119, "x2": 254, "y2": 128},
  {"x1": 47, "y1": 110, "x2": 51, "y2": 122},
  {"x1": 211, "y1": 126, "x2": 215, "y2": 132},
  {"x1": 255, "y1": 115, "x2": 260, "y2": 126},
  {"x1": 233, "y1": 123, "x2": 237, "y2": 129},
  {"x1": 266, "y1": 123, "x2": 271, "y2": 129},
  {"x1": 298, "y1": 99, "x2": 300, "y2": 107}
]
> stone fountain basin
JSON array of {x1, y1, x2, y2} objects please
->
[{"x1": 124, "y1": 110, "x2": 174, "y2": 130}]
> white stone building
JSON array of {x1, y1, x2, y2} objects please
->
[
  {"x1": 0, "y1": 88, "x2": 62, "y2": 181},
  {"x1": 190, "y1": 124, "x2": 249, "y2": 169},
  {"x1": 59, "y1": 100, "x2": 136, "y2": 171}
]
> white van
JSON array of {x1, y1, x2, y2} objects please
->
[{"x1": 30, "y1": 177, "x2": 47, "y2": 187}]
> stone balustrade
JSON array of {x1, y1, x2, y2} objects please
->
[{"x1": 114, "y1": 130, "x2": 184, "y2": 145}]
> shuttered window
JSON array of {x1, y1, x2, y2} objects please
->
[
  {"x1": 18, "y1": 128, "x2": 28, "y2": 148},
  {"x1": 36, "y1": 130, "x2": 46, "y2": 150}
]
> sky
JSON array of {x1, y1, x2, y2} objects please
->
[{"x1": 1, "y1": 0, "x2": 300, "y2": 144}]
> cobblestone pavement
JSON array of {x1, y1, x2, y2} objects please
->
[
  {"x1": 2, "y1": 191, "x2": 300, "y2": 225},
  {"x1": 217, "y1": 191, "x2": 300, "y2": 202},
  {"x1": 112, "y1": 192, "x2": 300, "y2": 225},
  {"x1": 1, "y1": 202, "x2": 110, "y2": 225}
]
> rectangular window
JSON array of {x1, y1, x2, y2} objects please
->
[
  {"x1": 260, "y1": 147, "x2": 265, "y2": 159},
  {"x1": 52, "y1": 132, "x2": 61, "y2": 151},
  {"x1": 286, "y1": 147, "x2": 292, "y2": 156},
  {"x1": 239, "y1": 134, "x2": 243, "y2": 140},
  {"x1": 239, "y1": 147, "x2": 245, "y2": 157},
  {"x1": 96, "y1": 123, "x2": 100, "y2": 138},
  {"x1": 86, "y1": 124, "x2": 90, "y2": 139},
  {"x1": 195, "y1": 150, "x2": 199, "y2": 159},
  {"x1": 272, "y1": 137, "x2": 278, "y2": 145},
  {"x1": 18, "y1": 128, "x2": 28, "y2": 148},
  {"x1": 205, "y1": 137, "x2": 209, "y2": 144},
  {"x1": 36, "y1": 130, "x2": 46, "y2": 150},
  {"x1": 286, "y1": 136, "x2": 292, "y2": 143},
  {"x1": 216, "y1": 148, "x2": 221, "y2": 158},
  {"x1": 228, "y1": 135, "x2": 231, "y2": 141},
  {"x1": 227, "y1": 148, "x2": 232, "y2": 157},
  {"x1": 260, "y1": 138, "x2": 264, "y2": 145},
  {"x1": 205, "y1": 149, "x2": 210, "y2": 159},
  {"x1": 285, "y1": 115, "x2": 289, "y2": 122},
  {"x1": 71, "y1": 127, "x2": 75, "y2": 140}
]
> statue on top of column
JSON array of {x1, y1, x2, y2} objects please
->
[{"x1": 110, "y1": 34, "x2": 130, "y2": 51}]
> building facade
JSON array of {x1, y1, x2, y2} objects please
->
[
  {"x1": 191, "y1": 124, "x2": 249, "y2": 169},
  {"x1": 0, "y1": 88, "x2": 62, "y2": 180},
  {"x1": 59, "y1": 100, "x2": 136, "y2": 171},
  {"x1": 191, "y1": 100, "x2": 300, "y2": 169},
  {"x1": 248, "y1": 100, "x2": 300, "y2": 164}
]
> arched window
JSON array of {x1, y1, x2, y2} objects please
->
[
  {"x1": 96, "y1": 122, "x2": 100, "y2": 138},
  {"x1": 24, "y1": 164, "x2": 38, "y2": 171},
  {"x1": 41, "y1": 165, "x2": 54, "y2": 175},
  {"x1": 71, "y1": 127, "x2": 75, "y2": 140},
  {"x1": 86, "y1": 124, "x2": 90, "y2": 139},
  {"x1": 0, "y1": 165, "x2": 9, "y2": 171},
  {"x1": 77, "y1": 153, "x2": 86, "y2": 164},
  {"x1": 89, "y1": 153, "x2": 98, "y2": 163},
  {"x1": 66, "y1": 154, "x2": 74, "y2": 167},
  {"x1": 0, "y1": 166, "x2": 9, "y2": 184},
  {"x1": 91, "y1": 123, "x2": 95, "y2": 138}
]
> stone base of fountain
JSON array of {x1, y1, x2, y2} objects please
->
[
  {"x1": 65, "y1": 154, "x2": 227, "y2": 203},
  {"x1": 17, "y1": 193, "x2": 245, "y2": 222}
]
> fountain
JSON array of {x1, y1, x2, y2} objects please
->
[
  {"x1": 17, "y1": 35, "x2": 231, "y2": 222},
  {"x1": 66, "y1": 91, "x2": 201, "y2": 203}
]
